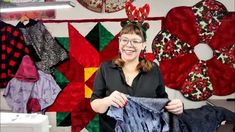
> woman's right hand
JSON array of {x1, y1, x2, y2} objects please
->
[{"x1": 105, "y1": 90, "x2": 128, "y2": 108}]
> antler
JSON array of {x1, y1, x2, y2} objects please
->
[{"x1": 125, "y1": 2, "x2": 150, "y2": 24}]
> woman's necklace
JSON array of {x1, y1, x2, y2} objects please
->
[
  {"x1": 125, "y1": 75, "x2": 134, "y2": 85},
  {"x1": 123, "y1": 70, "x2": 139, "y2": 86},
  {"x1": 122, "y1": 62, "x2": 139, "y2": 86}
]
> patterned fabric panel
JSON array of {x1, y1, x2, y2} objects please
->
[
  {"x1": 105, "y1": 0, "x2": 134, "y2": 13},
  {"x1": 214, "y1": 42, "x2": 235, "y2": 69},
  {"x1": 19, "y1": 20, "x2": 68, "y2": 73},
  {"x1": 77, "y1": 0, "x2": 103, "y2": 13},
  {"x1": 77, "y1": 0, "x2": 134, "y2": 13},
  {"x1": 181, "y1": 61, "x2": 213, "y2": 101},
  {"x1": 152, "y1": 30, "x2": 193, "y2": 61},
  {"x1": 192, "y1": 0, "x2": 227, "y2": 43}
]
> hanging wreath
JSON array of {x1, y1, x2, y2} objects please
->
[{"x1": 152, "y1": 0, "x2": 235, "y2": 101}]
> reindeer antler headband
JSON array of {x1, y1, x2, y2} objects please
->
[
  {"x1": 125, "y1": 2, "x2": 150, "y2": 26},
  {"x1": 122, "y1": 2, "x2": 150, "y2": 41}
]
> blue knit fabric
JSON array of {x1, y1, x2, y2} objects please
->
[
  {"x1": 107, "y1": 95, "x2": 235, "y2": 132},
  {"x1": 107, "y1": 96, "x2": 171, "y2": 132}
]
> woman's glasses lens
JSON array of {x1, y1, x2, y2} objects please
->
[{"x1": 119, "y1": 37, "x2": 142, "y2": 46}]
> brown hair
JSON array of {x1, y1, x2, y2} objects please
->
[
  {"x1": 120, "y1": 21, "x2": 149, "y2": 41},
  {"x1": 112, "y1": 22, "x2": 153, "y2": 72}
]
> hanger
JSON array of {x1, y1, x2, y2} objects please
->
[
  {"x1": 19, "y1": 15, "x2": 38, "y2": 27},
  {"x1": 20, "y1": 15, "x2": 29, "y2": 23}
]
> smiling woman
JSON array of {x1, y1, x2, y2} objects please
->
[
  {"x1": 116, "y1": 22, "x2": 149, "y2": 64},
  {"x1": 90, "y1": 2, "x2": 184, "y2": 132}
]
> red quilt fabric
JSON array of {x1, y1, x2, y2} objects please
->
[
  {"x1": 47, "y1": 24, "x2": 98, "y2": 131},
  {"x1": 152, "y1": 0, "x2": 235, "y2": 101},
  {"x1": 48, "y1": 23, "x2": 121, "y2": 131}
]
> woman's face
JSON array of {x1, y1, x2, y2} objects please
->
[{"x1": 119, "y1": 33, "x2": 146, "y2": 62}]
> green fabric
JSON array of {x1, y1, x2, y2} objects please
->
[
  {"x1": 55, "y1": 37, "x2": 70, "y2": 52},
  {"x1": 56, "y1": 112, "x2": 71, "y2": 126},
  {"x1": 53, "y1": 37, "x2": 69, "y2": 89},
  {"x1": 85, "y1": 114, "x2": 99, "y2": 132},
  {"x1": 52, "y1": 68, "x2": 70, "y2": 89},
  {"x1": 85, "y1": 22, "x2": 114, "y2": 52}
]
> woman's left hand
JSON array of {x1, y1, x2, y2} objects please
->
[{"x1": 165, "y1": 99, "x2": 183, "y2": 115}]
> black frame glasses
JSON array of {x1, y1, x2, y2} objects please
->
[{"x1": 119, "y1": 37, "x2": 143, "y2": 46}]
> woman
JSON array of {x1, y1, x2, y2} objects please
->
[{"x1": 90, "y1": 22, "x2": 184, "y2": 131}]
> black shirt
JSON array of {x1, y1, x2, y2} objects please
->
[{"x1": 91, "y1": 61, "x2": 168, "y2": 132}]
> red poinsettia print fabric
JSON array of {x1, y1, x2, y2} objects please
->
[{"x1": 152, "y1": 0, "x2": 235, "y2": 101}]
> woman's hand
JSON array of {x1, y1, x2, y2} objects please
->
[
  {"x1": 165, "y1": 99, "x2": 184, "y2": 115},
  {"x1": 105, "y1": 90, "x2": 128, "y2": 108}
]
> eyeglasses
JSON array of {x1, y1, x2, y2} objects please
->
[{"x1": 119, "y1": 37, "x2": 143, "y2": 46}]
